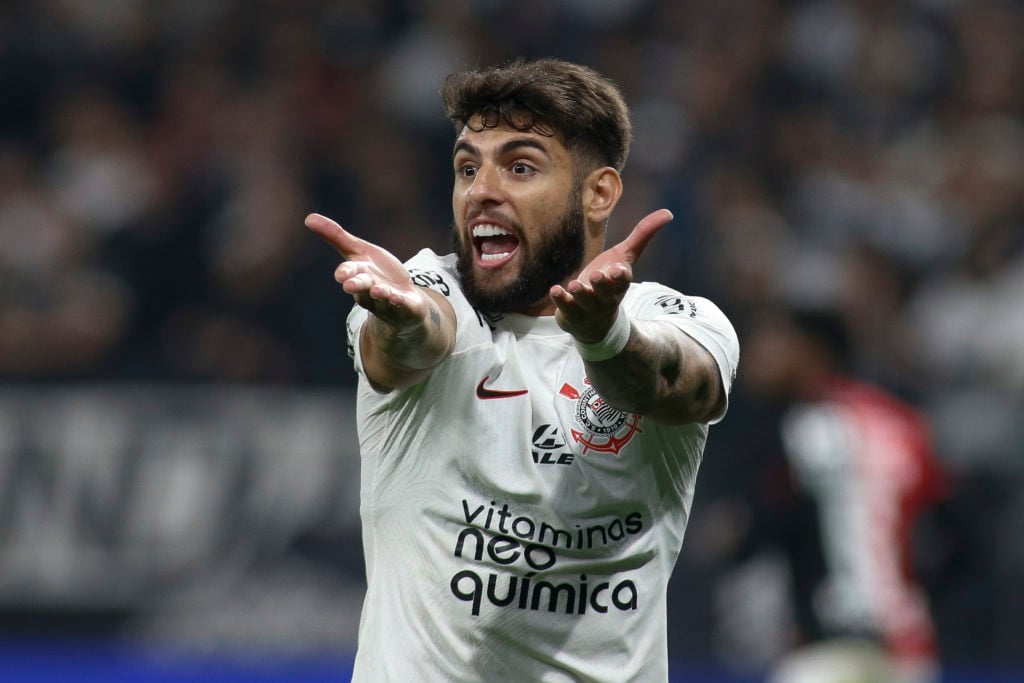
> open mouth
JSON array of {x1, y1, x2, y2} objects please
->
[{"x1": 472, "y1": 223, "x2": 520, "y2": 268}]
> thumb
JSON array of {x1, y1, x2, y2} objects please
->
[
  {"x1": 305, "y1": 213, "x2": 365, "y2": 259},
  {"x1": 620, "y1": 209, "x2": 673, "y2": 263}
]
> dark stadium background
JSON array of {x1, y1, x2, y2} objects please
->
[{"x1": 1, "y1": 1, "x2": 1021, "y2": 681}]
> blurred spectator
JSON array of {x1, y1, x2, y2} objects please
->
[{"x1": 0, "y1": 143, "x2": 132, "y2": 378}]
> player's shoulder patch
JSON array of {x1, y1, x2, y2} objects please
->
[
  {"x1": 624, "y1": 282, "x2": 700, "y2": 319},
  {"x1": 408, "y1": 267, "x2": 452, "y2": 296},
  {"x1": 405, "y1": 249, "x2": 457, "y2": 298}
]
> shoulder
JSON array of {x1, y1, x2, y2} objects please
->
[
  {"x1": 404, "y1": 249, "x2": 496, "y2": 344},
  {"x1": 622, "y1": 282, "x2": 695, "y2": 317},
  {"x1": 623, "y1": 283, "x2": 736, "y2": 342},
  {"x1": 405, "y1": 249, "x2": 461, "y2": 299},
  {"x1": 626, "y1": 282, "x2": 741, "y2": 423}
]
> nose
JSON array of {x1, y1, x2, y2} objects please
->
[{"x1": 466, "y1": 163, "x2": 503, "y2": 207}]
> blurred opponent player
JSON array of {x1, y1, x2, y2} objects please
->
[{"x1": 741, "y1": 308, "x2": 946, "y2": 683}]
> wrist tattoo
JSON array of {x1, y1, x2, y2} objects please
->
[{"x1": 429, "y1": 305, "x2": 441, "y2": 329}]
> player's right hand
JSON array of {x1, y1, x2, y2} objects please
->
[{"x1": 305, "y1": 213, "x2": 430, "y2": 333}]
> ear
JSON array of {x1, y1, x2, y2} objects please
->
[{"x1": 581, "y1": 167, "x2": 622, "y2": 225}]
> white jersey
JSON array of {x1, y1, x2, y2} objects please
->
[{"x1": 347, "y1": 249, "x2": 739, "y2": 682}]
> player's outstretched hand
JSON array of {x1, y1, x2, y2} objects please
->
[
  {"x1": 305, "y1": 213, "x2": 430, "y2": 333},
  {"x1": 550, "y1": 209, "x2": 673, "y2": 343}
]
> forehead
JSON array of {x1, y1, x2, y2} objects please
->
[{"x1": 454, "y1": 116, "x2": 568, "y2": 156}]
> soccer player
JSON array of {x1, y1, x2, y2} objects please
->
[
  {"x1": 739, "y1": 307, "x2": 946, "y2": 683},
  {"x1": 307, "y1": 58, "x2": 739, "y2": 681}
]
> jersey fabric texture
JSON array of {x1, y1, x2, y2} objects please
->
[{"x1": 346, "y1": 249, "x2": 739, "y2": 682}]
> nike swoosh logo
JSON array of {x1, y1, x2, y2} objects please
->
[{"x1": 476, "y1": 375, "x2": 529, "y2": 400}]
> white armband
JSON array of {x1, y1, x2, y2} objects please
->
[{"x1": 574, "y1": 311, "x2": 632, "y2": 362}]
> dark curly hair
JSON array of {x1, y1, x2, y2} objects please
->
[{"x1": 441, "y1": 58, "x2": 632, "y2": 173}]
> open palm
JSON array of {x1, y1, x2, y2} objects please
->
[
  {"x1": 551, "y1": 209, "x2": 673, "y2": 343},
  {"x1": 305, "y1": 213, "x2": 430, "y2": 332}
]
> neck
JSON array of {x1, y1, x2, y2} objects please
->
[{"x1": 518, "y1": 294, "x2": 558, "y2": 317}]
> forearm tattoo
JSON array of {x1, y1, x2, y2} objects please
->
[{"x1": 586, "y1": 320, "x2": 716, "y2": 423}]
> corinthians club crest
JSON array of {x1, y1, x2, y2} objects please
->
[{"x1": 559, "y1": 380, "x2": 642, "y2": 455}]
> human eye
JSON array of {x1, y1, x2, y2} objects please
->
[
  {"x1": 511, "y1": 161, "x2": 536, "y2": 175},
  {"x1": 456, "y1": 162, "x2": 477, "y2": 178}
]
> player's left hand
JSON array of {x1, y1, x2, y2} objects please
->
[{"x1": 550, "y1": 209, "x2": 673, "y2": 343}]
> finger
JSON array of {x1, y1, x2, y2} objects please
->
[
  {"x1": 384, "y1": 286, "x2": 426, "y2": 310},
  {"x1": 305, "y1": 213, "x2": 367, "y2": 259},
  {"x1": 550, "y1": 293, "x2": 587, "y2": 327},
  {"x1": 564, "y1": 281, "x2": 612, "y2": 313},
  {"x1": 587, "y1": 263, "x2": 627, "y2": 286},
  {"x1": 369, "y1": 282, "x2": 398, "y2": 301},
  {"x1": 566, "y1": 278, "x2": 592, "y2": 296},
  {"x1": 335, "y1": 260, "x2": 392, "y2": 286},
  {"x1": 367, "y1": 288, "x2": 429, "y2": 328},
  {"x1": 589, "y1": 267, "x2": 631, "y2": 302},
  {"x1": 619, "y1": 209, "x2": 673, "y2": 263},
  {"x1": 549, "y1": 284, "x2": 575, "y2": 308},
  {"x1": 341, "y1": 272, "x2": 377, "y2": 294},
  {"x1": 335, "y1": 261, "x2": 371, "y2": 283},
  {"x1": 351, "y1": 284, "x2": 404, "y2": 314}
]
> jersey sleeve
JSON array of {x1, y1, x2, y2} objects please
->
[{"x1": 623, "y1": 283, "x2": 740, "y2": 424}]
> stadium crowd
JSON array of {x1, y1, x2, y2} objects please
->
[{"x1": 1, "y1": 0, "x2": 1021, "y2": 671}]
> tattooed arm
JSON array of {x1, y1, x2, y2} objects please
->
[
  {"x1": 306, "y1": 213, "x2": 456, "y2": 391},
  {"x1": 359, "y1": 288, "x2": 456, "y2": 391},
  {"x1": 583, "y1": 319, "x2": 724, "y2": 425},
  {"x1": 551, "y1": 209, "x2": 726, "y2": 425}
]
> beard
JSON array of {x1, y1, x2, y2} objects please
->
[{"x1": 454, "y1": 192, "x2": 586, "y2": 315}]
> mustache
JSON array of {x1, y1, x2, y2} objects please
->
[{"x1": 464, "y1": 209, "x2": 519, "y2": 231}]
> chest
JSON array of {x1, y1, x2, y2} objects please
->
[{"x1": 380, "y1": 330, "x2": 654, "y2": 526}]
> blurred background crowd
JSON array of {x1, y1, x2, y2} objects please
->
[{"x1": 1, "y1": 0, "x2": 1022, "y2": 679}]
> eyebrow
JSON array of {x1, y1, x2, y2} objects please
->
[{"x1": 453, "y1": 137, "x2": 553, "y2": 159}]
